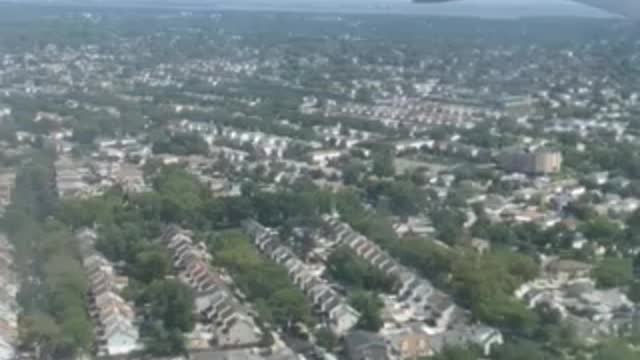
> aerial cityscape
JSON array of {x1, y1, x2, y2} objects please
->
[{"x1": 0, "y1": 1, "x2": 639, "y2": 360}]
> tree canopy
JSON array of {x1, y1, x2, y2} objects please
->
[
  {"x1": 372, "y1": 147, "x2": 395, "y2": 178},
  {"x1": 327, "y1": 246, "x2": 397, "y2": 293},
  {"x1": 209, "y1": 231, "x2": 313, "y2": 327},
  {"x1": 349, "y1": 291, "x2": 384, "y2": 332},
  {"x1": 592, "y1": 257, "x2": 634, "y2": 289},
  {"x1": 152, "y1": 131, "x2": 209, "y2": 156}
]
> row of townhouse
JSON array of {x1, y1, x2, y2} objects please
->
[
  {"x1": 328, "y1": 100, "x2": 484, "y2": 130},
  {"x1": 78, "y1": 230, "x2": 142, "y2": 357},
  {"x1": 0, "y1": 234, "x2": 18, "y2": 360},
  {"x1": 243, "y1": 220, "x2": 360, "y2": 336},
  {"x1": 0, "y1": 170, "x2": 15, "y2": 217},
  {"x1": 171, "y1": 120, "x2": 322, "y2": 160},
  {"x1": 160, "y1": 227, "x2": 263, "y2": 349},
  {"x1": 322, "y1": 216, "x2": 503, "y2": 356},
  {"x1": 394, "y1": 139, "x2": 491, "y2": 162},
  {"x1": 322, "y1": 216, "x2": 451, "y2": 328}
]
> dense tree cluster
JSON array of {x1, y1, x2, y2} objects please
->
[
  {"x1": 54, "y1": 177, "x2": 198, "y2": 355},
  {"x1": 445, "y1": 249, "x2": 539, "y2": 334},
  {"x1": 592, "y1": 257, "x2": 634, "y2": 289},
  {"x1": 18, "y1": 224, "x2": 94, "y2": 360},
  {"x1": 428, "y1": 346, "x2": 481, "y2": 360},
  {"x1": 593, "y1": 340, "x2": 639, "y2": 360},
  {"x1": 365, "y1": 180, "x2": 426, "y2": 217},
  {"x1": 327, "y1": 247, "x2": 397, "y2": 293},
  {"x1": 430, "y1": 206, "x2": 467, "y2": 244},
  {"x1": 135, "y1": 279, "x2": 194, "y2": 356},
  {"x1": 2, "y1": 156, "x2": 93, "y2": 359},
  {"x1": 152, "y1": 131, "x2": 210, "y2": 156},
  {"x1": 472, "y1": 214, "x2": 576, "y2": 254},
  {"x1": 581, "y1": 143, "x2": 640, "y2": 180},
  {"x1": 342, "y1": 160, "x2": 366, "y2": 186},
  {"x1": 336, "y1": 196, "x2": 540, "y2": 335},
  {"x1": 8, "y1": 153, "x2": 58, "y2": 221},
  {"x1": 372, "y1": 147, "x2": 395, "y2": 178},
  {"x1": 349, "y1": 291, "x2": 384, "y2": 332},
  {"x1": 208, "y1": 231, "x2": 313, "y2": 327}
]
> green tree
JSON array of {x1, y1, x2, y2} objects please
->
[
  {"x1": 327, "y1": 247, "x2": 396, "y2": 293},
  {"x1": 593, "y1": 257, "x2": 634, "y2": 288},
  {"x1": 268, "y1": 288, "x2": 312, "y2": 326},
  {"x1": 565, "y1": 201, "x2": 597, "y2": 222},
  {"x1": 152, "y1": 131, "x2": 209, "y2": 156},
  {"x1": 355, "y1": 87, "x2": 373, "y2": 103},
  {"x1": 343, "y1": 161, "x2": 365, "y2": 186},
  {"x1": 450, "y1": 250, "x2": 538, "y2": 334},
  {"x1": 491, "y1": 340, "x2": 552, "y2": 360},
  {"x1": 56, "y1": 198, "x2": 99, "y2": 229},
  {"x1": 96, "y1": 221, "x2": 146, "y2": 264},
  {"x1": 142, "y1": 322, "x2": 187, "y2": 357},
  {"x1": 593, "y1": 340, "x2": 637, "y2": 360},
  {"x1": 19, "y1": 313, "x2": 64, "y2": 359},
  {"x1": 315, "y1": 327, "x2": 338, "y2": 350},
  {"x1": 372, "y1": 148, "x2": 395, "y2": 178},
  {"x1": 580, "y1": 217, "x2": 622, "y2": 244},
  {"x1": 390, "y1": 238, "x2": 453, "y2": 283},
  {"x1": 143, "y1": 279, "x2": 195, "y2": 332},
  {"x1": 350, "y1": 291, "x2": 383, "y2": 332},
  {"x1": 133, "y1": 247, "x2": 171, "y2": 283},
  {"x1": 629, "y1": 281, "x2": 640, "y2": 303},
  {"x1": 369, "y1": 180, "x2": 425, "y2": 217},
  {"x1": 11, "y1": 154, "x2": 59, "y2": 221},
  {"x1": 211, "y1": 231, "x2": 313, "y2": 327},
  {"x1": 153, "y1": 166, "x2": 208, "y2": 224},
  {"x1": 431, "y1": 207, "x2": 466, "y2": 244},
  {"x1": 430, "y1": 346, "x2": 480, "y2": 360},
  {"x1": 71, "y1": 122, "x2": 100, "y2": 145}
]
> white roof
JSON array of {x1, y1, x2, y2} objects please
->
[{"x1": 0, "y1": 338, "x2": 14, "y2": 360}]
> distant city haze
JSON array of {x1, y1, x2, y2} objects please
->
[{"x1": 8, "y1": 0, "x2": 613, "y2": 18}]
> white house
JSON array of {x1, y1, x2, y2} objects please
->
[
  {"x1": 0, "y1": 338, "x2": 14, "y2": 360},
  {"x1": 101, "y1": 320, "x2": 141, "y2": 356},
  {"x1": 394, "y1": 140, "x2": 430, "y2": 153},
  {"x1": 308, "y1": 149, "x2": 343, "y2": 166},
  {"x1": 216, "y1": 316, "x2": 262, "y2": 347},
  {"x1": 329, "y1": 303, "x2": 361, "y2": 335}
]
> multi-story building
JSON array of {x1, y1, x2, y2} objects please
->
[{"x1": 499, "y1": 150, "x2": 562, "y2": 175}]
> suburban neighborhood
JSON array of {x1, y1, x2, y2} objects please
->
[{"x1": 0, "y1": 2, "x2": 639, "y2": 360}]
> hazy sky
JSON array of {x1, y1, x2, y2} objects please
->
[
  {"x1": 227, "y1": 0, "x2": 590, "y2": 5},
  {"x1": 22, "y1": 0, "x2": 612, "y2": 17},
  {"x1": 212, "y1": 0, "x2": 612, "y2": 17},
  {"x1": 220, "y1": 0, "x2": 607, "y2": 12}
]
